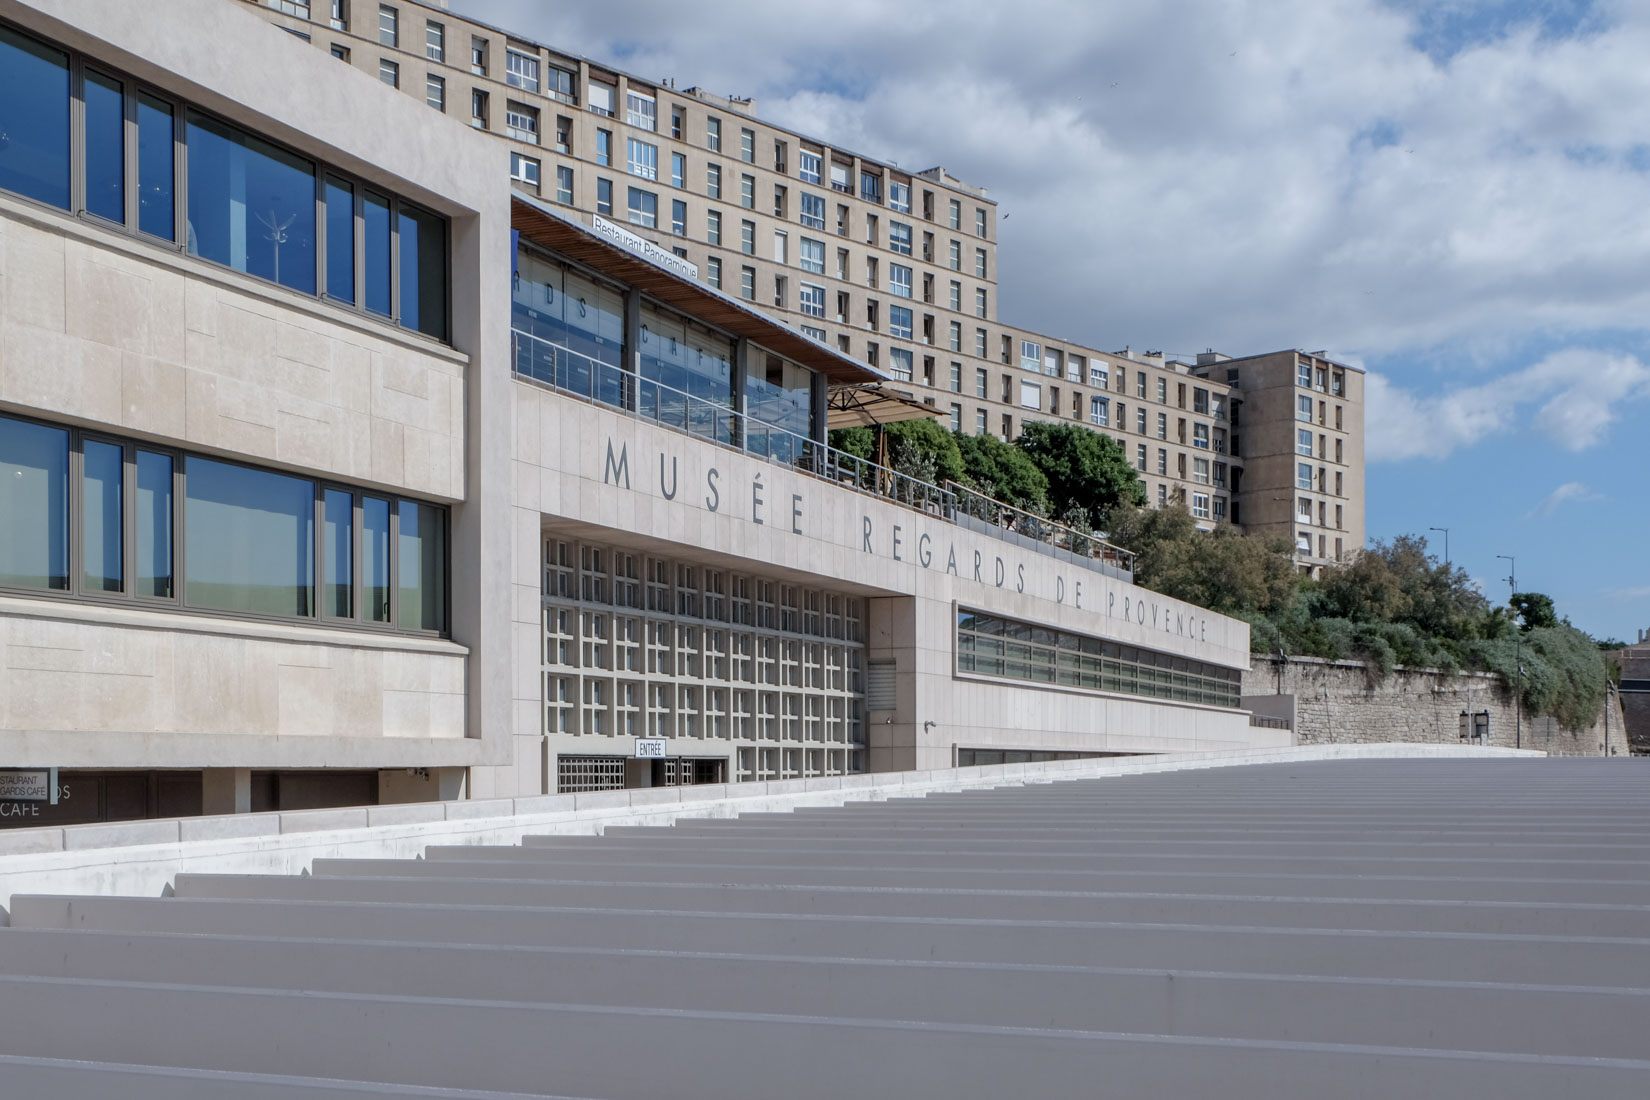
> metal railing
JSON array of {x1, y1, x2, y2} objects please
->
[
  {"x1": 947, "y1": 480, "x2": 1135, "y2": 575},
  {"x1": 513, "y1": 328, "x2": 1130, "y2": 578}
]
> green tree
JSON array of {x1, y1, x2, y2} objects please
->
[
  {"x1": 1013, "y1": 421, "x2": 1145, "y2": 529},
  {"x1": 1108, "y1": 496, "x2": 1299, "y2": 618},
  {"x1": 828, "y1": 419, "x2": 965, "y2": 487},
  {"x1": 1509, "y1": 591, "x2": 1559, "y2": 632},
  {"x1": 954, "y1": 431, "x2": 1049, "y2": 513}
]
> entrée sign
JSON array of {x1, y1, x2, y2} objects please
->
[{"x1": 600, "y1": 438, "x2": 1215, "y2": 646}]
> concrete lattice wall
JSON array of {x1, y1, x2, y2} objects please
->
[{"x1": 1243, "y1": 656, "x2": 1626, "y2": 756}]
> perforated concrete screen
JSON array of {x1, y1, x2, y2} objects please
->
[{"x1": 0, "y1": 758, "x2": 1646, "y2": 1097}]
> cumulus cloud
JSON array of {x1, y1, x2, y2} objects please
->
[
  {"x1": 1367, "y1": 348, "x2": 1650, "y2": 460},
  {"x1": 464, "y1": 0, "x2": 1650, "y2": 358},
  {"x1": 1524, "y1": 481, "x2": 1603, "y2": 519}
]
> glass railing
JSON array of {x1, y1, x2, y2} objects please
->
[{"x1": 512, "y1": 328, "x2": 1132, "y2": 579}]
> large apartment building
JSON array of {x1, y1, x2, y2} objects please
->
[{"x1": 241, "y1": 0, "x2": 1365, "y2": 573}]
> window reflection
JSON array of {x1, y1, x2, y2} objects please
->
[
  {"x1": 82, "y1": 440, "x2": 123, "y2": 593},
  {"x1": 323, "y1": 488, "x2": 353, "y2": 618},
  {"x1": 136, "y1": 92, "x2": 175, "y2": 240},
  {"x1": 83, "y1": 70, "x2": 125, "y2": 224},
  {"x1": 0, "y1": 416, "x2": 69, "y2": 590},
  {"x1": 363, "y1": 189, "x2": 392, "y2": 316},
  {"x1": 184, "y1": 457, "x2": 314, "y2": 617},
  {"x1": 136, "y1": 450, "x2": 173, "y2": 598},
  {"x1": 185, "y1": 112, "x2": 316, "y2": 294},
  {"x1": 398, "y1": 203, "x2": 447, "y2": 339},
  {"x1": 0, "y1": 26, "x2": 70, "y2": 209},
  {"x1": 325, "y1": 176, "x2": 355, "y2": 304},
  {"x1": 364, "y1": 497, "x2": 391, "y2": 622},
  {"x1": 398, "y1": 500, "x2": 445, "y2": 633}
]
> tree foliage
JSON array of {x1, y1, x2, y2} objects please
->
[
  {"x1": 1011, "y1": 421, "x2": 1145, "y2": 530},
  {"x1": 953, "y1": 431, "x2": 1050, "y2": 513},
  {"x1": 1509, "y1": 591, "x2": 1559, "y2": 632}
]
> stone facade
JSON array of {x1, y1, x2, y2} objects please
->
[{"x1": 1243, "y1": 655, "x2": 1625, "y2": 756}]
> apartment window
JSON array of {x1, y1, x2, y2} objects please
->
[
  {"x1": 1136, "y1": 444, "x2": 1147, "y2": 471},
  {"x1": 469, "y1": 35, "x2": 486, "y2": 74},
  {"x1": 707, "y1": 256, "x2": 722, "y2": 289},
  {"x1": 740, "y1": 219, "x2": 755, "y2": 255},
  {"x1": 626, "y1": 90, "x2": 657, "y2": 131},
  {"x1": 772, "y1": 274, "x2": 786, "y2": 308},
  {"x1": 976, "y1": 329, "x2": 988, "y2": 357},
  {"x1": 1297, "y1": 394, "x2": 1313, "y2": 422},
  {"x1": 330, "y1": 43, "x2": 349, "y2": 61},
  {"x1": 865, "y1": 213, "x2": 878, "y2": 245},
  {"x1": 1019, "y1": 340, "x2": 1041, "y2": 372},
  {"x1": 890, "y1": 264, "x2": 912, "y2": 299},
  {"x1": 667, "y1": 151, "x2": 685, "y2": 188},
  {"x1": 1116, "y1": 402, "x2": 1126, "y2": 430},
  {"x1": 974, "y1": 207, "x2": 987, "y2": 237},
  {"x1": 1319, "y1": 433, "x2": 1327, "y2": 459},
  {"x1": 425, "y1": 20, "x2": 444, "y2": 61},
  {"x1": 1043, "y1": 351, "x2": 1061, "y2": 378},
  {"x1": 377, "y1": 58, "x2": 398, "y2": 87},
  {"x1": 378, "y1": 4, "x2": 397, "y2": 46},
  {"x1": 1335, "y1": 405, "x2": 1343, "y2": 430},
  {"x1": 1298, "y1": 360, "x2": 1313, "y2": 387},
  {"x1": 888, "y1": 180, "x2": 912, "y2": 213},
  {"x1": 1335, "y1": 438, "x2": 1343, "y2": 463},
  {"x1": 740, "y1": 173, "x2": 755, "y2": 209},
  {"x1": 799, "y1": 150, "x2": 821, "y2": 184},
  {"x1": 506, "y1": 101, "x2": 538, "y2": 144},
  {"x1": 772, "y1": 230, "x2": 788, "y2": 264},
  {"x1": 588, "y1": 81, "x2": 616, "y2": 118},
  {"x1": 596, "y1": 128, "x2": 612, "y2": 166},
  {"x1": 1154, "y1": 377, "x2": 1166, "y2": 403},
  {"x1": 773, "y1": 184, "x2": 788, "y2": 217},
  {"x1": 330, "y1": 1, "x2": 348, "y2": 30},
  {"x1": 668, "y1": 105, "x2": 684, "y2": 140},
  {"x1": 889, "y1": 305, "x2": 913, "y2": 339},
  {"x1": 835, "y1": 249, "x2": 849, "y2": 281},
  {"x1": 1336, "y1": 504, "x2": 1344, "y2": 530},
  {"x1": 948, "y1": 198, "x2": 961, "y2": 229},
  {"x1": 889, "y1": 221, "x2": 912, "y2": 256},
  {"x1": 1213, "y1": 461, "x2": 1226, "y2": 487},
  {"x1": 596, "y1": 177, "x2": 612, "y2": 216},
  {"x1": 1193, "y1": 423, "x2": 1210, "y2": 449},
  {"x1": 671, "y1": 199, "x2": 686, "y2": 235},
  {"x1": 706, "y1": 209, "x2": 721, "y2": 245},
  {"x1": 974, "y1": 247, "x2": 987, "y2": 278},
  {"x1": 1134, "y1": 372, "x2": 1146, "y2": 398},
  {"x1": 626, "y1": 138, "x2": 658, "y2": 180},
  {"x1": 1298, "y1": 497, "x2": 1313, "y2": 522},
  {"x1": 800, "y1": 237, "x2": 825, "y2": 274},
  {"x1": 510, "y1": 152, "x2": 540, "y2": 188},
  {"x1": 739, "y1": 127, "x2": 755, "y2": 162},
  {"x1": 1296, "y1": 462, "x2": 1312, "y2": 490},
  {"x1": 1297, "y1": 429, "x2": 1313, "y2": 455},
  {"x1": 866, "y1": 299, "x2": 879, "y2": 330},
  {"x1": 1136, "y1": 408, "x2": 1147, "y2": 434},
  {"x1": 1336, "y1": 470, "x2": 1343, "y2": 495},
  {"x1": 949, "y1": 321, "x2": 962, "y2": 352},
  {"x1": 1214, "y1": 497, "x2": 1227, "y2": 522},
  {"x1": 949, "y1": 360, "x2": 963, "y2": 391},
  {"x1": 1193, "y1": 457, "x2": 1210, "y2": 484},
  {"x1": 975, "y1": 288, "x2": 987, "y2": 318},
  {"x1": 801, "y1": 324, "x2": 826, "y2": 342},
  {"x1": 1090, "y1": 396, "x2": 1109, "y2": 426},
  {"x1": 798, "y1": 192, "x2": 827, "y2": 231},
  {"x1": 1157, "y1": 449, "x2": 1168, "y2": 475},
  {"x1": 836, "y1": 203, "x2": 850, "y2": 236},
  {"x1": 866, "y1": 257, "x2": 878, "y2": 287},
  {"x1": 1192, "y1": 493, "x2": 1211, "y2": 520},
  {"x1": 975, "y1": 409, "x2": 989, "y2": 435},
  {"x1": 889, "y1": 347, "x2": 914, "y2": 381},
  {"x1": 505, "y1": 47, "x2": 539, "y2": 92},
  {"x1": 740, "y1": 265, "x2": 755, "y2": 299},
  {"x1": 774, "y1": 140, "x2": 788, "y2": 173},
  {"x1": 1020, "y1": 380, "x2": 1040, "y2": 409},
  {"x1": 800, "y1": 283, "x2": 826, "y2": 318},
  {"x1": 545, "y1": 65, "x2": 576, "y2": 103},
  {"x1": 469, "y1": 88, "x2": 489, "y2": 129},
  {"x1": 949, "y1": 403, "x2": 963, "y2": 432},
  {"x1": 1316, "y1": 367, "x2": 1328, "y2": 391},
  {"x1": 424, "y1": 74, "x2": 444, "y2": 111},
  {"x1": 861, "y1": 170, "x2": 882, "y2": 204},
  {"x1": 706, "y1": 163, "x2": 721, "y2": 199},
  {"x1": 555, "y1": 165, "x2": 573, "y2": 204},
  {"x1": 975, "y1": 368, "x2": 989, "y2": 398},
  {"x1": 707, "y1": 116, "x2": 722, "y2": 151}
]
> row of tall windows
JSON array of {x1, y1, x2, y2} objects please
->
[
  {"x1": 0, "y1": 413, "x2": 447, "y2": 634},
  {"x1": 0, "y1": 21, "x2": 448, "y2": 340}
]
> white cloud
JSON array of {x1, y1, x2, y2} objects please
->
[
  {"x1": 1525, "y1": 481, "x2": 1602, "y2": 520},
  {"x1": 463, "y1": 0, "x2": 1650, "y2": 359},
  {"x1": 1605, "y1": 585, "x2": 1650, "y2": 599},
  {"x1": 1367, "y1": 348, "x2": 1650, "y2": 460}
]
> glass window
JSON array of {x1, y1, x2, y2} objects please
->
[
  {"x1": 626, "y1": 186, "x2": 657, "y2": 228},
  {"x1": 323, "y1": 488, "x2": 352, "y2": 617},
  {"x1": 324, "y1": 176, "x2": 355, "y2": 304},
  {"x1": 363, "y1": 189, "x2": 392, "y2": 316},
  {"x1": 627, "y1": 138, "x2": 658, "y2": 180},
  {"x1": 184, "y1": 457, "x2": 314, "y2": 617},
  {"x1": 0, "y1": 26, "x2": 70, "y2": 209},
  {"x1": 800, "y1": 192, "x2": 825, "y2": 230},
  {"x1": 186, "y1": 112, "x2": 316, "y2": 294},
  {"x1": 81, "y1": 439, "x2": 123, "y2": 593},
  {"x1": 136, "y1": 450, "x2": 173, "y2": 598},
  {"x1": 364, "y1": 496, "x2": 391, "y2": 622},
  {"x1": 398, "y1": 500, "x2": 445, "y2": 632},
  {"x1": 0, "y1": 416, "x2": 70, "y2": 590},
  {"x1": 889, "y1": 221, "x2": 912, "y2": 255},
  {"x1": 136, "y1": 93, "x2": 175, "y2": 240},
  {"x1": 398, "y1": 203, "x2": 447, "y2": 339},
  {"x1": 83, "y1": 70, "x2": 125, "y2": 224}
]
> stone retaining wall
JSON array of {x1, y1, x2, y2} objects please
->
[{"x1": 1243, "y1": 656, "x2": 1626, "y2": 756}]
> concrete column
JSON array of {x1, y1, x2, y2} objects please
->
[
  {"x1": 624, "y1": 285, "x2": 642, "y2": 414},
  {"x1": 809, "y1": 370, "x2": 828, "y2": 447},
  {"x1": 201, "y1": 769, "x2": 251, "y2": 816},
  {"x1": 732, "y1": 337, "x2": 751, "y2": 450}
]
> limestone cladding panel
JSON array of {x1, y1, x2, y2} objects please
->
[
  {"x1": 0, "y1": 603, "x2": 465, "y2": 749},
  {"x1": 0, "y1": 208, "x2": 465, "y2": 500}
]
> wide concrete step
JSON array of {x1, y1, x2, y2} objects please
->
[
  {"x1": 0, "y1": 974, "x2": 1642, "y2": 1100},
  {"x1": 11, "y1": 895, "x2": 1649, "y2": 987},
  {"x1": 169, "y1": 872, "x2": 1650, "y2": 938},
  {"x1": 0, "y1": 1056, "x2": 568, "y2": 1099},
  {"x1": 320, "y1": 857, "x2": 1650, "y2": 905}
]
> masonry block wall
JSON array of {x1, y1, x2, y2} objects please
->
[{"x1": 1243, "y1": 656, "x2": 1625, "y2": 756}]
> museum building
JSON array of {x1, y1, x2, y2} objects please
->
[{"x1": 0, "y1": 0, "x2": 1285, "y2": 825}]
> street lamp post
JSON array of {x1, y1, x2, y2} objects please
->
[
  {"x1": 1497, "y1": 554, "x2": 1519, "y2": 749},
  {"x1": 1429, "y1": 526, "x2": 1450, "y2": 568}
]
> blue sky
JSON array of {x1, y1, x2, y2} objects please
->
[{"x1": 464, "y1": 0, "x2": 1649, "y2": 642}]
